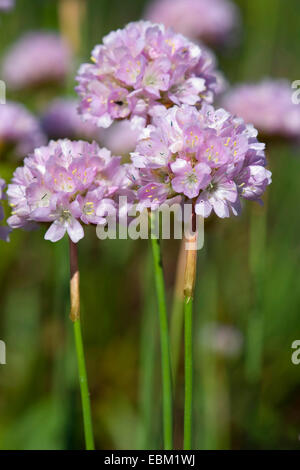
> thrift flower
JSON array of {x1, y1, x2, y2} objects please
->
[
  {"x1": 76, "y1": 21, "x2": 221, "y2": 129},
  {"x1": 221, "y1": 79, "x2": 300, "y2": 139},
  {"x1": 200, "y1": 322, "x2": 243, "y2": 358},
  {"x1": 0, "y1": 178, "x2": 10, "y2": 241},
  {"x1": 0, "y1": 101, "x2": 46, "y2": 158},
  {"x1": 7, "y1": 140, "x2": 131, "y2": 243},
  {"x1": 131, "y1": 104, "x2": 271, "y2": 217},
  {"x1": 144, "y1": 0, "x2": 239, "y2": 45},
  {"x1": 2, "y1": 32, "x2": 72, "y2": 90},
  {"x1": 41, "y1": 98, "x2": 103, "y2": 141},
  {"x1": 0, "y1": 0, "x2": 14, "y2": 11}
]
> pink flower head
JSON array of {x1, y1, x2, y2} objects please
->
[
  {"x1": 0, "y1": 101, "x2": 46, "y2": 158},
  {"x1": 76, "y1": 21, "x2": 221, "y2": 129},
  {"x1": 221, "y1": 79, "x2": 300, "y2": 139},
  {"x1": 7, "y1": 140, "x2": 132, "y2": 243},
  {"x1": 144, "y1": 0, "x2": 239, "y2": 45},
  {"x1": 131, "y1": 104, "x2": 271, "y2": 218},
  {"x1": 0, "y1": 178, "x2": 10, "y2": 241},
  {"x1": 2, "y1": 32, "x2": 72, "y2": 90}
]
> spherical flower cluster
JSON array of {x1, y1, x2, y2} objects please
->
[
  {"x1": 76, "y1": 21, "x2": 221, "y2": 129},
  {"x1": 7, "y1": 140, "x2": 131, "y2": 243},
  {"x1": 0, "y1": 0, "x2": 14, "y2": 11},
  {"x1": 41, "y1": 98, "x2": 103, "y2": 141},
  {"x1": 144, "y1": 0, "x2": 239, "y2": 45},
  {"x1": 131, "y1": 104, "x2": 271, "y2": 218},
  {"x1": 0, "y1": 178, "x2": 10, "y2": 241},
  {"x1": 221, "y1": 80, "x2": 300, "y2": 139},
  {"x1": 2, "y1": 32, "x2": 72, "y2": 90},
  {"x1": 0, "y1": 101, "x2": 46, "y2": 157}
]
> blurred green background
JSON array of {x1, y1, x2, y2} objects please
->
[{"x1": 0, "y1": 0, "x2": 300, "y2": 450}]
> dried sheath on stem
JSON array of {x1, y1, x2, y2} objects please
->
[
  {"x1": 184, "y1": 208, "x2": 198, "y2": 301},
  {"x1": 69, "y1": 238, "x2": 80, "y2": 322}
]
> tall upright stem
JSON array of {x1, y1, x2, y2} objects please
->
[
  {"x1": 138, "y1": 250, "x2": 157, "y2": 449},
  {"x1": 184, "y1": 296, "x2": 193, "y2": 450},
  {"x1": 150, "y1": 212, "x2": 173, "y2": 450},
  {"x1": 69, "y1": 239, "x2": 95, "y2": 450},
  {"x1": 183, "y1": 210, "x2": 197, "y2": 450},
  {"x1": 170, "y1": 239, "x2": 186, "y2": 383}
]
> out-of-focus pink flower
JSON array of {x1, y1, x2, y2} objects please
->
[
  {"x1": 41, "y1": 98, "x2": 103, "y2": 141},
  {"x1": 221, "y1": 79, "x2": 300, "y2": 139},
  {"x1": 7, "y1": 140, "x2": 133, "y2": 243},
  {"x1": 0, "y1": 101, "x2": 46, "y2": 157},
  {"x1": 144, "y1": 0, "x2": 239, "y2": 45},
  {"x1": 0, "y1": 0, "x2": 14, "y2": 11},
  {"x1": 131, "y1": 104, "x2": 271, "y2": 217},
  {"x1": 200, "y1": 322, "x2": 243, "y2": 358},
  {"x1": 2, "y1": 32, "x2": 72, "y2": 90},
  {"x1": 0, "y1": 178, "x2": 10, "y2": 241},
  {"x1": 76, "y1": 21, "x2": 221, "y2": 129}
]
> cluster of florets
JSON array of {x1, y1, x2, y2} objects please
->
[
  {"x1": 76, "y1": 21, "x2": 221, "y2": 129},
  {"x1": 221, "y1": 80, "x2": 300, "y2": 139},
  {"x1": 2, "y1": 32, "x2": 72, "y2": 90},
  {"x1": 0, "y1": 178, "x2": 10, "y2": 241},
  {"x1": 144, "y1": 0, "x2": 239, "y2": 45},
  {"x1": 131, "y1": 104, "x2": 271, "y2": 218},
  {"x1": 7, "y1": 140, "x2": 132, "y2": 243},
  {"x1": 0, "y1": 101, "x2": 46, "y2": 157}
]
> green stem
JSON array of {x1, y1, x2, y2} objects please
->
[
  {"x1": 150, "y1": 212, "x2": 173, "y2": 450},
  {"x1": 170, "y1": 295, "x2": 184, "y2": 382},
  {"x1": 170, "y1": 239, "x2": 186, "y2": 383},
  {"x1": 138, "y1": 250, "x2": 157, "y2": 449},
  {"x1": 73, "y1": 318, "x2": 95, "y2": 450},
  {"x1": 69, "y1": 239, "x2": 95, "y2": 450},
  {"x1": 183, "y1": 209, "x2": 197, "y2": 450},
  {"x1": 184, "y1": 297, "x2": 193, "y2": 450}
]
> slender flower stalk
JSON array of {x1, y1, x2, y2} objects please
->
[
  {"x1": 183, "y1": 211, "x2": 197, "y2": 450},
  {"x1": 150, "y1": 211, "x2": 173, "y2": 450},
  {"x1": 170, "y1": 239, "x2": 186, "y2": 382},
  {"x1": 138, "y1": 250, "x2": 157, "y2": 449},
  {"x1": 69, "y1": 238, "x2": 95, "y2": 450},
  {"x1": 184, "y1": 297, "x2": 193, "y2": 450}
]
